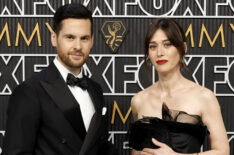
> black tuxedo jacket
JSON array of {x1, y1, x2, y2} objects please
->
[{"x1": 3, "y1": 63, "x2": 117, "y2": 155}]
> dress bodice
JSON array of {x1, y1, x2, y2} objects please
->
[{"x1": 128, "y1": 103, "x2": 209, "y2": 153}]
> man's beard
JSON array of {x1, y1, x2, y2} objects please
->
[{"x1": 58, "y1": 50, "x2": 86, "y2": 69}]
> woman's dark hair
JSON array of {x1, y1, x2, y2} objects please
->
[
  {"x1": 144, "y1": 18, "x2": 187, "y2": 73},
  {"x1": 53, "y1": 3, "x2": 93, "y2": 35}
]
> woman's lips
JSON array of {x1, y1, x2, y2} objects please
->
[{"x1": 156, "y1": 60, "x2": 168, "y2": 65}]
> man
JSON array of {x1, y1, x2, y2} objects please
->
[{"x1": 3, "y1": 4, "x2": 117, "y2": 155}]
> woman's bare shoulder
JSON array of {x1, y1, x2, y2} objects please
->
[
  {"x1": 190, "y1": 83, "x2": 219, "y2": 109},
  {"x1": 131, "y1": 84, "x2": 158, "y2": 109},
  {"x1": 191, "y1": 84, "x2": 216, "y2": 101},
  {"x1": 131, "y1": 89, "x2": 148, "y2": 107}
]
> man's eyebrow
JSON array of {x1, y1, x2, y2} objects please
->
[
  {"x1": 81, "y1": 35, "x2": 91, "y2": 38},
  {"x1": 63, "y1": 33, "x2": 75, "y2": 37}
]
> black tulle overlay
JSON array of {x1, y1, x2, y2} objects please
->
[{"x1": 128, "y1": 103, "x2": 209, "y2": 153}]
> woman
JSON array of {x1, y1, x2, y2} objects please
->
[{"x1": 129, "y1": 18, "x2": 229, "y2": 155}]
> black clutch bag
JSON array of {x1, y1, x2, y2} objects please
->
[{"x1": 128, "y1": 117, "x2": 170, "y2": 151}]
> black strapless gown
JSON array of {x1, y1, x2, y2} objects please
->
[{"x1": 129, "y1": 103, "x2": 209, "y2": 153}]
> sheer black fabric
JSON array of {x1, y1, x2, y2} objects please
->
[{"x1": 129, "y1": 103, "x2": 209, "y2": 153}]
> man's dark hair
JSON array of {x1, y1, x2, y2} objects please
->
[{"x1": 53, "y1": 3, "x2": 93, "y2": 35}]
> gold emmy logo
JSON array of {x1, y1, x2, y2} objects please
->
[{"x1": 101, "y1": 20, "x2": 127, "y2": 53}]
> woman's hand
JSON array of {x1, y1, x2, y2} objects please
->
[{"x1": 140, "y1": 138, "x2": 177, "y2": 155}]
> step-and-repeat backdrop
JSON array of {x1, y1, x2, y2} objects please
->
[{"x1": 0, "y1": 0, "x2": 234, "y2": 154}]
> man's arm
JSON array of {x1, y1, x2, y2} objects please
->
[{"x1": 2, "y1": 83, "x2": 40, "y2": 155}]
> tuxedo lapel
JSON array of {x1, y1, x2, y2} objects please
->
[
  {"x1": 79, "y1": 77, "x2": 105, "y2": 155},
  {"x1": 40, "y1": 63, "x2": 86, "y2": 151}
]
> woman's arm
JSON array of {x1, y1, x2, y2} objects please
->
[
  {"x1": 130, "y1": 95, "x2": 142, "y2": 155},
  {"x1": 198, "y1": 88, "x2": 229, "y2": 155}
]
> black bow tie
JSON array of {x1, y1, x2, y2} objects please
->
[{"x1": 66, "y1": 73, "x2": 88, "y2": 90}]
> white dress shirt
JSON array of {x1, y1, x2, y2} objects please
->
[{"x1": 53, "y1": 57, "x2": 95, "y2": 131}]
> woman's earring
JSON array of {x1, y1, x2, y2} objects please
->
[{"x1": 146, "y1": 56, "x2": 152, "y2": 66}]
